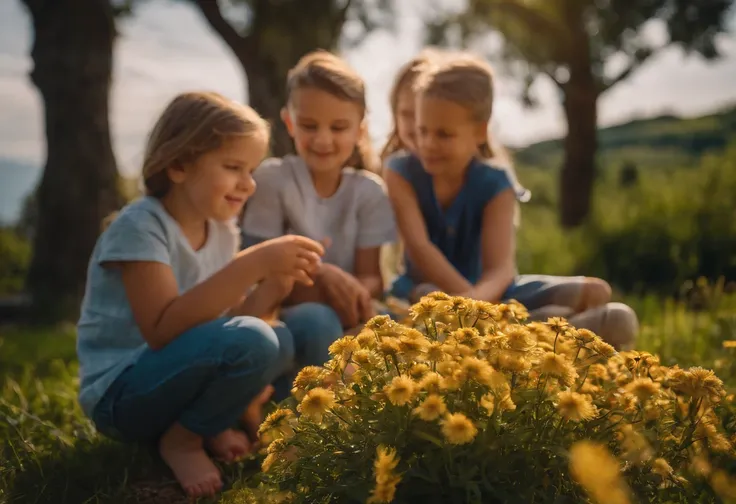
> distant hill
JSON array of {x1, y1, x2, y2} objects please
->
[{"x1": 514, "y1": 105, "x2": 736, "y2": 169}]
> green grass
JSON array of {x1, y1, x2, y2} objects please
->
[{"x1": 2, "y1": 294, "x2": 735, "y2": 503}]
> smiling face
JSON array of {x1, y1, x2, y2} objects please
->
[
  {"x1": 395, "y1": 84, "x2": 418, "y2": 153},
  {"x1": 415, "y1": 94, "x2": 487, "y2": 178},
  {"x1": 283, "y1": 87, "x2": 364, "y2": 175},
  {"x1": 167, "y1": 132, "x2": 269, "y2": 221}
]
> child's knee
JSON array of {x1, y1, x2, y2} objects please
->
[
  {"x1": 602, "y1": 302, "x2": 639, "y2": 350},
  {"x1": 294, "y1": 302, "x2": 344, "y2": 345},
  {"x1": 582, "y1": 278, "x2": 612, "y2": 308},
  {"x1": 217, "y1": 316, "x2": 281, "y2": 369}
]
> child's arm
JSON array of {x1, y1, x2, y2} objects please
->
[
  {"x1": 229, "y1": 275, "x2": 294, "y2": 320},
  {"x1": 119, "y1": 236, "x2": 323, "y2": 350},
  {"x1": 385, "y1": 169, "x2": 473, "y2": 294},
  {"x1": 464, "y1": 189, "x2": 517, "y2": 302},
  {"x1": 354, "y1": 246, "x2": 383, "y2": 299}
]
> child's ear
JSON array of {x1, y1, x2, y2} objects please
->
[
  {"x1": 280, "y1": 107, "x2": 295, "y2": 137},
  {"x1": 166, "y1": 162, "x2": 187, "y2": 184}
]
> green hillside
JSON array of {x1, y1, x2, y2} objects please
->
[{"x1": 514, "y1": 105, "x2": 736, "y2": 169}]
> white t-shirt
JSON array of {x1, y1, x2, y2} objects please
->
[{"x1": 241, "y1": 155, "x2": 397, "y2": 274}]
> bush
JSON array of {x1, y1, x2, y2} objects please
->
[
  {"x1": 245, "y1": 294, "x2": 735, "y2": 503},
  {"x1": 583, "y1": 144, "x2": 736, "y2": 294},
  {"x1": 0, "y1": 228, "x2": 31, "y2": 296}
]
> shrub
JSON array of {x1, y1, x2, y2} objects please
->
[
  {"x1": 247, "y1": 294, "x2": 735, "y2": 503},
  {"x1": 0, "y1": 227, "x2": 31, "y2": 296}
]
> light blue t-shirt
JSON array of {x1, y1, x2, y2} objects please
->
[
  {"x1": 241, "y1": 155, "x2": 397, "y2": 274},
  {"x1": 76, "y1": 196, "x2": 240, "y2": 418}
]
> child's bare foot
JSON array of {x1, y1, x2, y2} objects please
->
[
  {"x1": 159, "y1": 423, "x2": 222, "y2": 498},
  {"x1": 206, "y1": 428, "x2": 251, "y2": 463},
  {"x1": 241, "y1": 385, "x2": 274, "y2": 443}
]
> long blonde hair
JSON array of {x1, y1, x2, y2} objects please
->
[
  {"x1": 380, "y1": 47, "x2": 448, "y2": 161},
  {"x1": 142, "y1": 91, "x2": 270, "y2": 198},
  {"x1": 285, "y1": 50, "x2": 378, "y2": 173},
  {"x1": 413, "y1": 53, "x2": 530, "y2": 205}
]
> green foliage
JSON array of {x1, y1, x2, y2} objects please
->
[{"x1": 0, "y1": 228, "x2": 31, "y2": 296}]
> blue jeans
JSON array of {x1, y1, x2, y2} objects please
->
[
  {"x1": 270, "y1": 302, "x2": 344, "y2": 401},
  {"x1": 92, "y1": 316, "x2": 284, "y2": 441}
]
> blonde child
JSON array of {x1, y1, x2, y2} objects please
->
[
  {"x1": 384, "y1": 53, "x2": 638, "y2": 349},
  {"x1": 241, "y1": 50, "x2": 397, "y2": 331},
  {"x1": 77, "y1": 92, "x2": 326, "y2": 498}
]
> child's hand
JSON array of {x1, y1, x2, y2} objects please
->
[
  {"x1": 256, "y1": 235, "x2": 324, "y2": 286},
  {"x1": 318, "y1": 265, "x2": 373, "y2": 328}
]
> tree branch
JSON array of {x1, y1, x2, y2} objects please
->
[
  {"x1": 478, "y1": 0, "x2": 566, "y2": 42},
  {"x1": 601, "y1": 46, "x2": 656, "y2": 92},
  {"x1": 191, "y1": 0, "x2": 247, "y2": 55}
]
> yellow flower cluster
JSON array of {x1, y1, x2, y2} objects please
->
[{"x1": 257, "y1": 293, "x2": 735, "y2": 503}]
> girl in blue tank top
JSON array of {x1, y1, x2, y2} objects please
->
[{"x1": 383, "y1": 51, "x2": 638, "y2": 350}]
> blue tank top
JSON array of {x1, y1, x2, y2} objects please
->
[{"x1": 387, "y1": 153, "x2": 515, "y2": 287}]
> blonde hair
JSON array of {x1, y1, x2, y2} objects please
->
[
  {"x1": 380, "y1": 48, "x2": 448, "y2": 161},
  {"x1": 285, "y1": 50, "x2": 378, "y2": 173},
  {"x1": 142, "y1": 91, "x2": 270, "y2": 198},
  {"x1": 414, "y1": 53, "x2": 530, "y2": 205}
]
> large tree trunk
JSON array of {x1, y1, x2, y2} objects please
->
[
  {"x1": 21, "y1": 0, "x2": 121, "y2": 322},
  {"x1": 194, "y1": 0, "x2": 348, "y2": 156},
  {"x1": 559, "y1": 6, "x2": 599, "y2": 229},
  {"x1": 560, "y1": 77, "x2": 598, "y2": 228}
]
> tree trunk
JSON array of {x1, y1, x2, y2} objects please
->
[
  {"x1": 193, "y1": 0, "x2": 349, "y2": 157},
  {"x1": 560, "y1": 76, "x2": 598, "y2": 228},
  {"x1": 559, "y1": 5, "x2": 598, "y2": 229},
  {"x1": 22, "y1": 0, "x2": 121, "y2": 322}
]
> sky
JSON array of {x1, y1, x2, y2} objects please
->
[{"x1": 0, "y1": 0, "x2": 735, "y2": 181}]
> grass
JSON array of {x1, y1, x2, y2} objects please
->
[{"x1": 1, "y1": 292, "x2": 735, "y2": 503}]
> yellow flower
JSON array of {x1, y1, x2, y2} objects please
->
[
  {"x1": 591, "y1": 339, "x2": 616, "y2": 358},
  {"x1": 651, "y1": 458, "x2": 674, "y2": 478},
  {"x1": 378, "y1": 337, "x2": 401, "y2": 357},
  {"x1": 413, "y1": 394, "x2": 447, "y2": 421},
  {"x1": 418, "y1": 372, "x2": 443, "y2": 393},
  {"x1": 450, "y1": 327, "x2": 483, "y2": 350},
  {"x1": 410, "y1": 298, "x2": 439, "y2": 320},
  {"x1": 399, "y1": 334, "x2": 427, "y2": 359},
  {"x1": 479, "y1": 393, "x2": 495, "y2": 415},
  {"x1": 368, "y1": 446, "x2": 401, "y2": 504},
  {"x1": 366, "y1": 315, "x2": 393, "y2": 331},
  {"x1": 458, "y1": 357, "x2": 493, "y2": 385},
  {"x1": 297, "y1": 387, "x2": 335, "y2": 421},
  {"x1": 618, "y1": 424, "x2": 653, "y2": 465},
  {"x1": 539, "y1": 352, "x2": 578, "y2": 388},
  {"x1": 292, "y1": 366, "x2": 327, "y2": 391},
  {"x1": 498, "y1": 392, "x2": 516, "y2": 412},
  {"x1": 385, "y1": 375, "x2": 416, "y2": 406},
  {"x1": 328, "y1": 336, "x2": 360, "y2": 361},
  {"x1": 441, "y1": 413, "x2": 478, "y2": 445},
  {"x1": 262, "y1": 452, "x2": 278, "y2": 473},
  {"x1": 670, "y1": 366, "x2": 726, "y2": 403},
  {"x1": 258, "y1": 408, "x2": 295, "y2": 438},
  {"x1": 569, "y1": 441, "x2": 630, "y2": 504},
  {"x1": 448, "y1": 296, "x2": 471, "y2": 313},
  {"x1": 409, "y1": 363, "x2": 430, "y2": 379},
  {"x1": 546, "y1": 317, "x2": 569, "y2": 333},
  {"x1": 557, "y1": 391, "x2": 597, "y2": 422},
  {"x1": 574, "y1": 328, "x2": 598, "y2": 346},
  {"x1": 352, "y1": 349, "x2": 377, "y2": 367},
  {"x1": 488, "y1": 368, "x2": 510, "y2": 395},
  {"x1": 504, "y1": 326, "x2": 535, "y2": 352},
  {"x1": 624, "y1": 378, "x2": 661, "y2": 403},
  {"x1": 426, "y1": 291, "x2": 451, "y2": 301},
  {"x1": 426, "y1": 341, "x2": 446, "y2": 362},
  {"x1": 497, "y1": 350, "x2": 532, "y2": 373},
  {"x1": 356, "y1": 330, "x2": 377, "y2": 349}
]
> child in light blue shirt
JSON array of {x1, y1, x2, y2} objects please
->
[{"x1": 77, "y1": 91, "x2": 329, "y2": 499}]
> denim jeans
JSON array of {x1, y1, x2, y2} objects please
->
[
  {"x1": 92, "y1": 316, "x2": 283, "y2": 441},
  {"x1": 270, "y1": 302, "x2": 344, "y2": 401}
]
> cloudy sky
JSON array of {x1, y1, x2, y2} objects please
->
[{"x1": 1, "y1": 0, "x2": 735, "y2": 180}]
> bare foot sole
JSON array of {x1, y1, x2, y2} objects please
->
[
  {"x1": 241, "y1": 385, "x2": 274, "y2": 443},
  {"x1": 159, "y1": 423, "x2": 222, "y2": 498},
  {"x1": 206, "y1": 428, "x2": 251, "y2": 463}
]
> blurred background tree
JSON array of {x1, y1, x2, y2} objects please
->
[
  {"x1": 18, "y1": 0, "x2": 128, "y2": 322},
  {"x1": 427, "y1": 0, "x2": 734, "y2": 227},
  {"x1": 190, "y1": 0, "x2": 393, "y2": 156}
]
